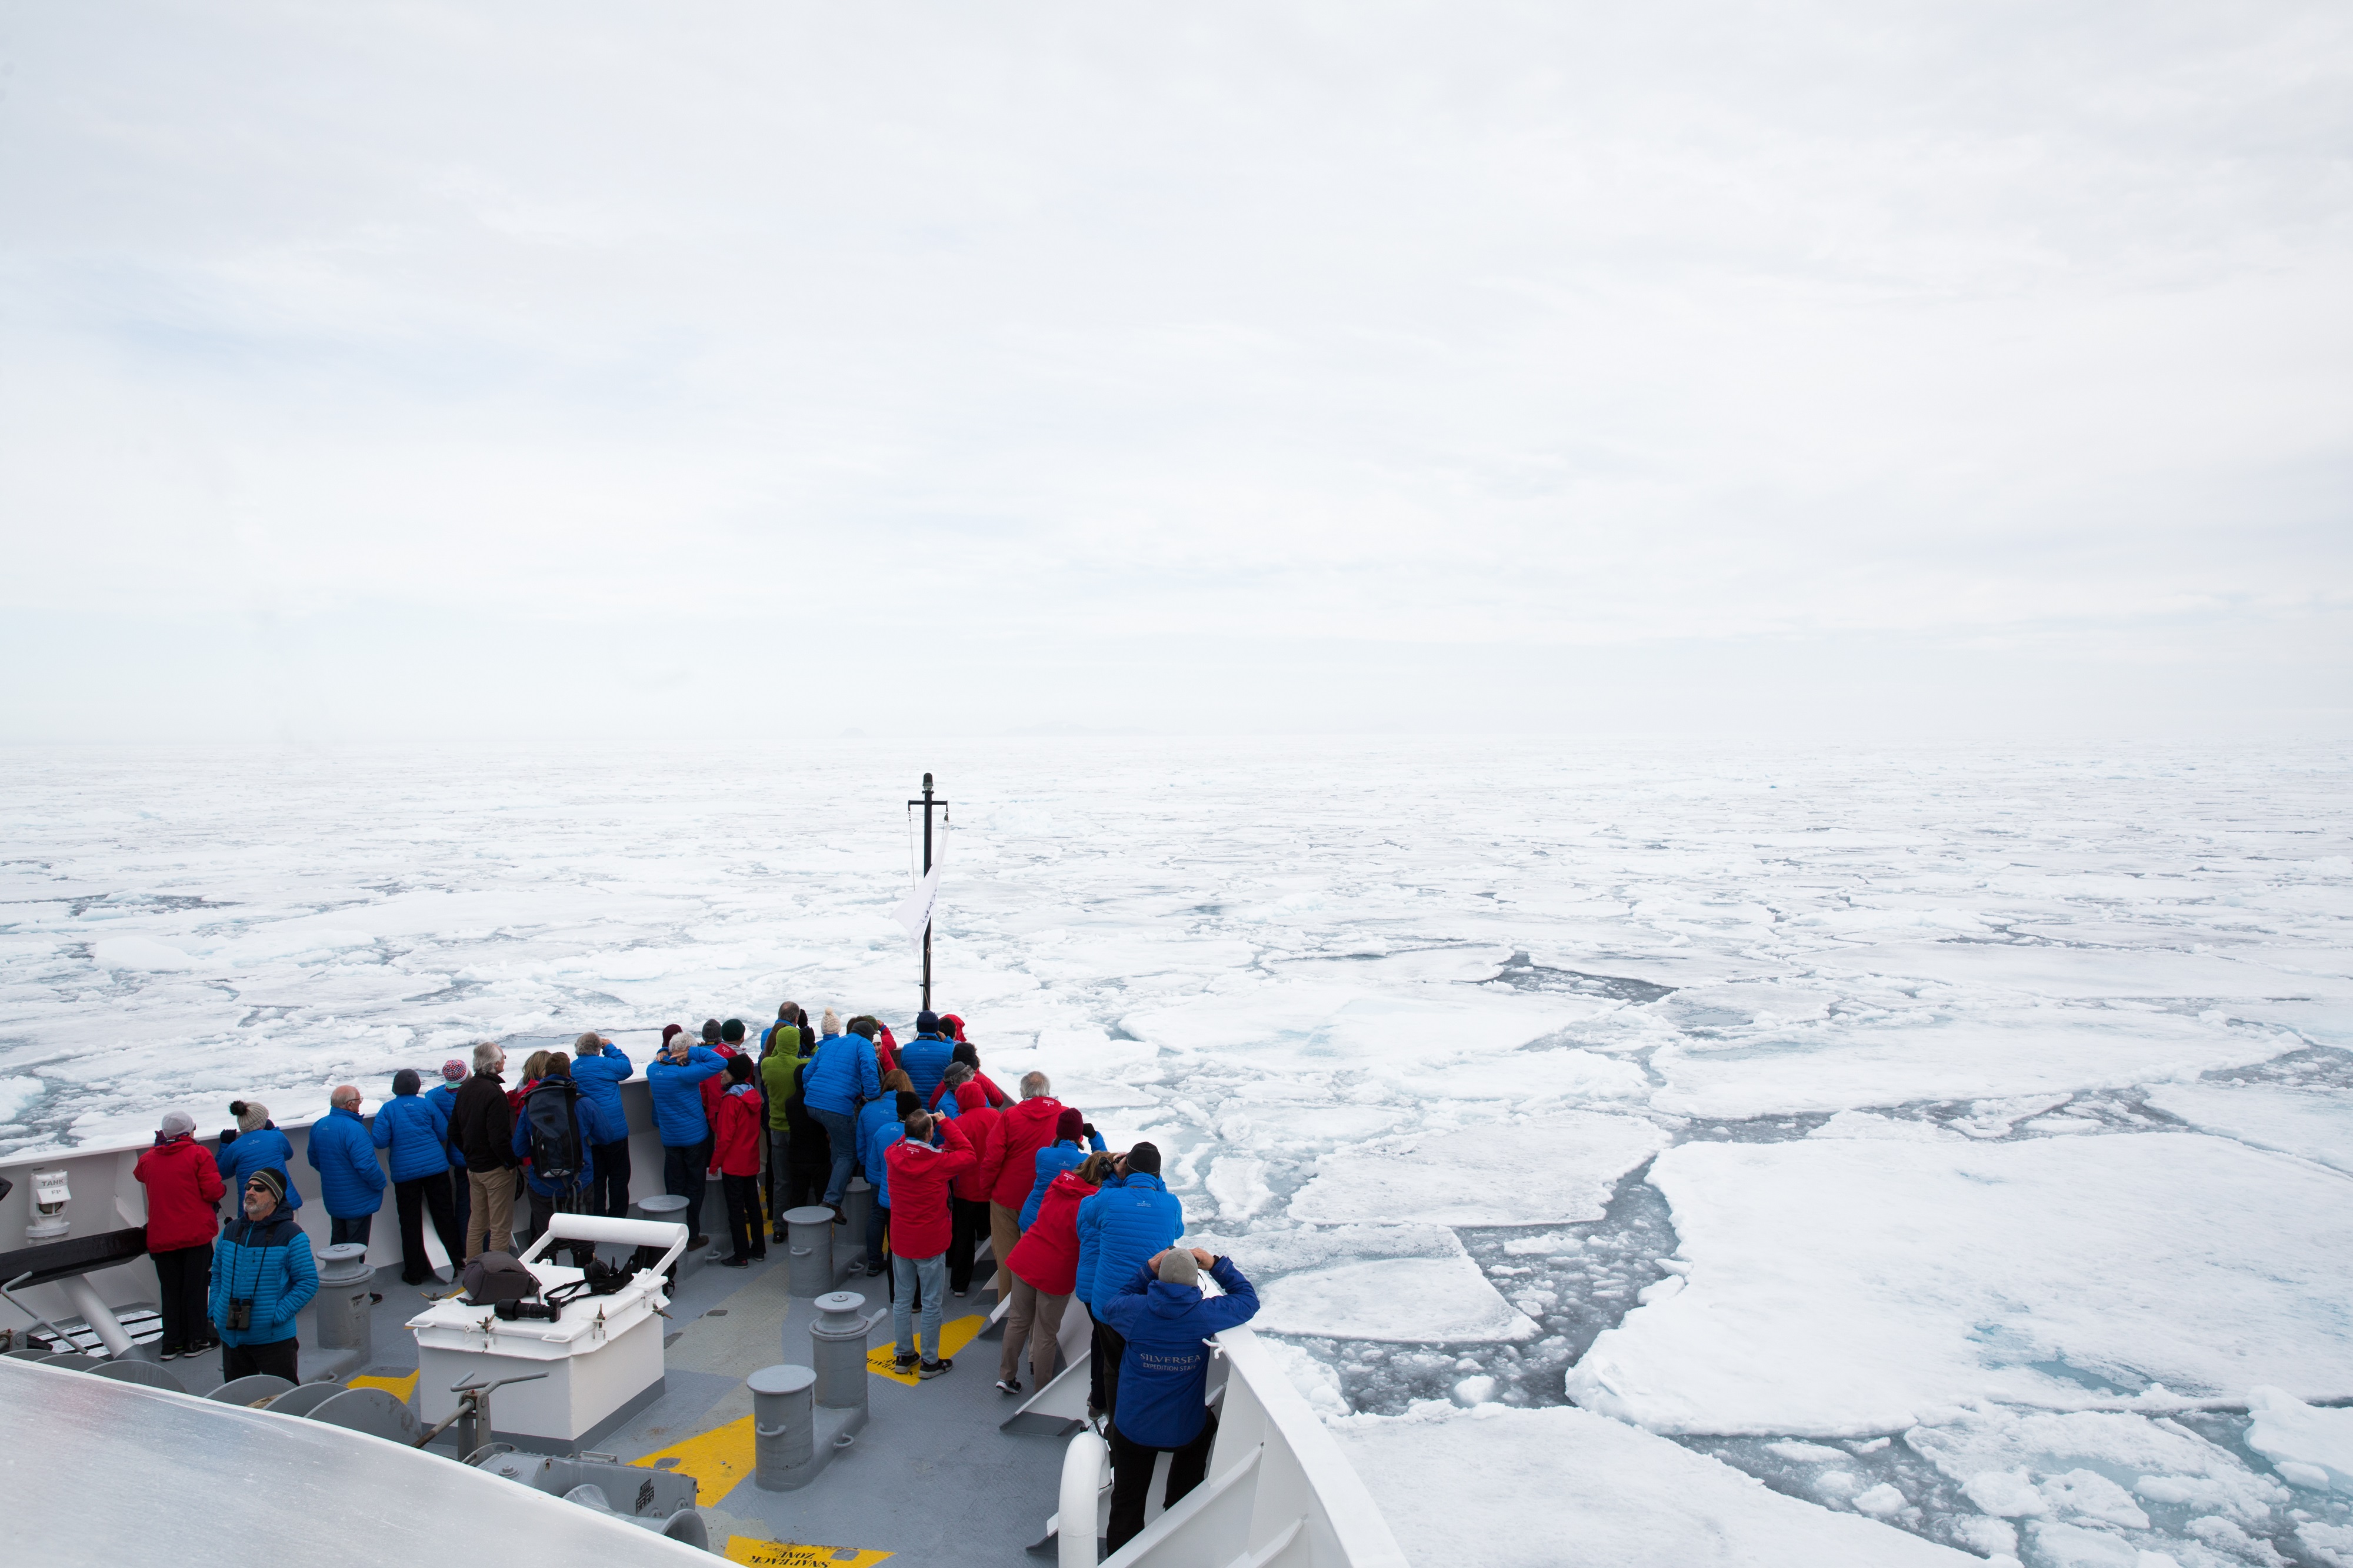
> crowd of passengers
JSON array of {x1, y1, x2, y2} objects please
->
[{"x1": 129, "y1": 1003, "x2": 1254, "y2": 1549}]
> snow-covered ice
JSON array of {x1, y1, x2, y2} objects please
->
[
  {"x1": 1288, "y1": 1111, "x2": 1667, "y2": 1227},
  {"x1": 1331, "y1": 1403, "x2": 1981, "y2": 1565},
  {"x1": 4, "y1": 739, "x2": 2349, "y2": 1566},
  {"x1": 2143, "y1": 1082, "x2": 2353, "y2": 1176},
  {"x1": 2245, "y1": 1387, "x2": 2353, "y2": 1493},
  {"x1": 1568, "y1": 1132, "x2": 2353, "y2": 1434}
]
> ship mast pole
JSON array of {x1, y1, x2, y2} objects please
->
[{"x1": 911, "y1": 772, "x2": 941, "y2": 1013}]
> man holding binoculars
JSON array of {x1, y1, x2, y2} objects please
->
[{"x1": 206, "y1": 1166, "x2": 319, "y2": 1383}]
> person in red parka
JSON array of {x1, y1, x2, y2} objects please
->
[
  {"x1": 978, "y1": 1071, "x2": 1071, "y2": 1267},
  {"x1": 135, "y1": 1109, "x2": 226, "y2": 1360},
  {"x1": 882, "y1": 1111, "x2": 975, "y2": 1377},
  {"x1": 945, "y1": 1079, "x2": 1002, "y2": 1297},
  {"x1": 996, "y1": 1153, "x2": 1111, "y2": 1394},
  {"x1": 708, "y1": 1054, "x2": 766, "y2": 1268}
]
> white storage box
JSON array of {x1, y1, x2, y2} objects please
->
[{"x1": 408, "y1": 1215, "x2": 686, "y2": 1452}]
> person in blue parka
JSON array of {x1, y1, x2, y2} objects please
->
[
  {"x1": 208, "y1": 1166, "x2": 319, "y2": 1385},
  {"x1": 646, "y1": 1035, "x2": 725, "y2": 1247},
  {"x1": 1076, "y1": 1142, "x2": 1183, "y2": 1421},
  {"x1": 855, "y1": 1076, "x2": 915, "y2": 1278},
  {"x1": 306, "y1": 1085, "x2": 386, "y2": 1247},
  {"x1": 1019, "y1": 1107, "x2": 1108, "y2": 1229},
  {"x1": 512, "y1": 1055, "x2": 598, "y2": 1265},
  {"x1": 216, "y1": 1099, "x2": 304, "y2": 1213},
  {"x1": 569, "y1": 1032, "x2": 634, "y2": 1220},
  {"x1": 896, "y1": 1011, "x2": 956, "y2": 1103},
  {"x1": 802, "y1": 1021, "x2": 881, "y2": 1212},
  {"x1": 373, "y1": 1068, "x2": 464, "y2": 1285},
  {"x1": 1095, "y1": 1246, "x2": 1259, "y2": 1553}
]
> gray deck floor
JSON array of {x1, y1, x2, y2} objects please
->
[{"x1": 120, "y1": 1238, "x2": 1069, "y2": 1565}]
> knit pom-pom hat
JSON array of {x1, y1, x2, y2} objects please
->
[{"x1": 820, "y1": 1007, "x2": 842, "y2": 1037}]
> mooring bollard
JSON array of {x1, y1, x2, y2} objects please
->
[
  {"x1": 841, "y1": 1178, "x2": 875, "y2": 1258},
  {"x1": 313, "y1": 1243, "x2": 374, "y2": 1357},
  {"x1": 749, "y1": 1364, "x2": 819, "y2": 1492},
  {"x1": 783, "y1": 1206, "x2": 835, "y2": 1297},
  {"x1": 810, "y1": 1291, "x2": 872, "y2": 1414}
]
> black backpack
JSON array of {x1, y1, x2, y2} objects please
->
[{"x1": 524, "y1": 1080, "x2": 582, "y2": 1185}]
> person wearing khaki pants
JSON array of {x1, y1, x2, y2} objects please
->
[
  {"x1": 467, "y1": 1165, "x2": 518, "y2": 1259},
  {"x1": 448, "y1": 1040, "x2": 522, "y2": 1259}
]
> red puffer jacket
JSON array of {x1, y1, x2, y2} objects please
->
[
  {"x1": 882, "y1": 1118, "x2": 976, "y2": 1260},
  {"x1": 135, "y1": 1135, "x2": 227, "y2": 1252},
  {"x1": 708, "y1": 1084, "x2": 765, "y2": 1177},
  {"x1": 948, "y1": 1085, "x2": 1002, "y2": 1204},
  {"x1": 982, "y1": 1096, "x2": 1068, "y2": 1210},
  {"x1": 1006, "y1": 1168, "x2": 1098, "y2": 1296}
]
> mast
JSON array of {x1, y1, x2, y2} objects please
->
[{"x1": 910, "y1": 771, "x2": 945, "y2": 1013}]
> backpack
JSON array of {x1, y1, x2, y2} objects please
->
[
  {"x1": 524, "y1": 1080, "x2": 582, "y2": 1185},
  {"x1": 461, "y1": 1250, "x2": 538, "y2": 1303}
]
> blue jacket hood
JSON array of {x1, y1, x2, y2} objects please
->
[{"x1": 646, "y1": 1046, "x2": 724, "y2": 1146}]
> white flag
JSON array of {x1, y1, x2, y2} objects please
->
[{"x1": 891, "y1": 820, "x2": 948, "y2": 949}]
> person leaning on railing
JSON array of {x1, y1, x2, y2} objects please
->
[{"x1": 1094, "y1": 1247, "x2": 1261, "y2": 1554}]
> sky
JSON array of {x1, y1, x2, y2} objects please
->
[{"x1": 1, "y1": 1, "x2": 2348, "y2": 742}]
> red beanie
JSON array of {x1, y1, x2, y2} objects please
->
[{"x1": 1056, "y1": 1109, "x2": 1085, "y2": 1142}]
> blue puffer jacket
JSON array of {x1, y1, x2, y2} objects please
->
[
  {"x1": 856, "y1": 1099, "x2": 903, "y2": 1205},
  {"x1": 305, "y1": 1106, "x2": 386, "y2": 1217},
  {"x1": 308, "y1": 1106, "x2": 386, "y2": 1215},
  {"x1": 802, "y1": 1034, "x2": 879, "y2": 1117},
  {"x1": 1072, "y1": 1170, "x2": 1125, "y2": 1307},
  {"x1": 569, "y1": 1046, "x2": 634, "y2": 1146},
  {"x1": 1095, "y1": 1256, "x2": 1259, "y2": 1448},
  {"x1": 371, "y1": 1092, "x2": 450, "y2": 1182},
  {"x1": 646, "y1": 1047, "x2": 725, "y2": 1146},
  {"x1": 215, "y1": 1126, "x2": 304, "y2": 1212},
  {"x1": 424, "y1": 1083, "x2": 466, "y2": 1169},
  {"x1": 511, "y1": 1083, "x2": 597, "y2": 1197},
  {"x1": 208, "y1": 1205, "x2": 319, "y2": 1346},
  {"x1": 897, "y1": 1033, "x2": 955, "y2": 1102},
  {"x1": 1020, "y1": 1134, "x2": 1108, "y2": 1230},
  {"x1": 1077, "y1": 1172, "x2": 1184, "y2": 1309}
]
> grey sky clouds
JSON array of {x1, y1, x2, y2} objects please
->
[{"x1": 2, "y1": 2, "x2": 2347, "y2": 738}]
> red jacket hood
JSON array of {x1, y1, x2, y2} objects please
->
[
  {"x1": 884, "y1": 1118, "x2": 977, "y2": 1261},
  {"x1": 949, "y1": 1097, "x2": 1002, "y2": 1203},
  {"x1": 1005, "y1": 1168, "x2": 1098, "y2": 1296}
]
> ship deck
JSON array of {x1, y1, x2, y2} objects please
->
[{"x1": 162, "y1": 1240, "x2": 1066, "y2": 1566}]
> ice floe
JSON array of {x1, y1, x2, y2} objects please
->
[
  {"x1": 1567, "y1": 1133, "x2": 2353, "y2": 1434},
  {"x1": 2143, "y1": 1083, "x2": 2353, "y2": 1176},
  {"x1": 1289, "y1": 1111, "x2": 1668, "y2": 1227},
  {"x1": 1330, "y1": 1403, "x2": 1980, "y2": 1565}
]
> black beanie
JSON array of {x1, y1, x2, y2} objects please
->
[
  {"x1": 1126, "y1": 1142, "x2": 1161, "y2": 1176},
  {"x1": 726, "y1": 1053, "x2": 755, "y2": 1082},
  {"x1": 392, "y1": 1068, "x2": 421, "y2": 1097},
  {"x1": 722, "y1": 1017, "x2": 745, "y2": 1044},
  {"x1": 952, "y1": 1042, "x2": 979, "y2": 1069},
  {"x1": 245, "y1": 1166, "x2": 286, "y2": 1206},
  {"x1": 915, "y1": 1009, "x2": 942, "y2": 1034}
]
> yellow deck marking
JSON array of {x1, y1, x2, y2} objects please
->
[
  {"x1": 864, "y1": 1312, "x2": 989, "y2": 1386},
  {"x1": 347, "y1": 1370, "x2": 420, "y2": 1403},
  {"x1": 632, "y1": 1412, "x2": 756, "y2": 1504},
  {"x1": 725, "y1": 1539, "x2": 892, "y2": 1567}
]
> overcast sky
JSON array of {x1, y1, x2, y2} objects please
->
[{"x1": 2, "y1": 1, "x2": 2348, "y2": 741}]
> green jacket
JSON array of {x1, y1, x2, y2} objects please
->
[{"x1": 759, "y1": 1029, "x2": 808, "y2": 1130}]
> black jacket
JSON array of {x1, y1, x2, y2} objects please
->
[
  {"x1": 784, "y1": 1062, "x2": 831, "y2": 1176},
  {"x1": 450, "y1": 1070, "x2": 518, "y2": 1170}
]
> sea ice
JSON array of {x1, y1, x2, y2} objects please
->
[
  {"x1": 1567, "y1": 1133, "x2": 2353, "y2": 1434},
  {"x1": 1211, "y1": 1225, "x2": 1539, "y2": 1343},
  {"x1": 2143, "y1": 1083, "x2": 2353, "y2": 1176},
  {"x1": 1329, "y1": 1403, "x2": 1980, "y2": 1565},
  {"x1": 1906, "y1": 1404, "x2": 2287, "y2": 1529},
  {"x1": 1289, "y1": 1111, "x2": 1667, "y2": 1227},
  {"x1": 2245, "y1": 1386, "x2": 2353, "y2": 1492}
]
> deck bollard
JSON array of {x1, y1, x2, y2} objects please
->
[
  {"x1": 841, "y1": 1178, "x2": 875, "y2": 1256},
  {"x1": 748, "y1": 1364, "x2": 819, "y2": 1491},
  {"x1": 782, "y1": 1206, "x2": 835, "y2": 1297},
  {"x1": 809, "y1": 1291, "x2": 871, "y2": 1414},
  {"x1": 631, "y1": 1195, "x2": 697, "y2": 1282},
  {"x1": 314, "y1": 1243, "x2": 374, "y2": 1357}
]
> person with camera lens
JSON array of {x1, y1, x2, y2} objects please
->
[{"x1": 207, "y1": 1166, "x2": 318, "y2": 1383}]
